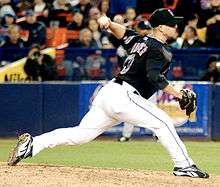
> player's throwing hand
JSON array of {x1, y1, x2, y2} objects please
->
[{"x1": 97, "y1": 15, "x2": 111, "y2": 29}]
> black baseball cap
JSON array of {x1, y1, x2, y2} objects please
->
[
  {"x1": 149, "y1": 8, "x2": 183, "y2": 28},
  {"x1": 137, "y1": 21, "x2": 151, "y2": 30}
]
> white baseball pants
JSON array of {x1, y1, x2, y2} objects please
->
[
  {"x1": 121, "y1": 94, "x2": 157, "y2": 138},
  {"x1": 32, "y1": 80, "x2": 194, "y2": 168}
]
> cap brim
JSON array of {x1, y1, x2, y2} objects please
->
[{"x1": 166, "y1": 16, "x2": 183, "y2": 27}]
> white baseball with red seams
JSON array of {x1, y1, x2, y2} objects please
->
[{"x1": 32, "y1": 79, "x2": 194, "y2": 168}]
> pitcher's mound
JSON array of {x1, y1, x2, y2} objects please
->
[{"x1": 0, "y1": 163, "x2": 218, "y2": 187}]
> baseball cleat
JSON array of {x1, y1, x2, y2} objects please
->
[
  {"x1": 8, "y1": 133, "x2": 33, "y2": 166},
  {"x1": 173, "y1": 165, "x2": 209, "y2": 178}
]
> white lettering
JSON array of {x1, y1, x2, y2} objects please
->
[
  {"x1": 130, "y1": 43, "x2": 148, "y2": 56},
  {"x1": 124, "y1": 36, "x2": 135, "y2": 44}
]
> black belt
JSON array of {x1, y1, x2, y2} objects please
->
[
  {"x1": 114, "y1": 78, "x2": 139, "y2": 95},
  {"x1": 114, "y1": 77, "x2": 123, "y2": 85}
]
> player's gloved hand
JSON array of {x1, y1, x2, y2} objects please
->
[
  {"x1": 97, "y1": 15, "x2": 111, "y2": 29},
  {"x1": 177, "y1": 89, "x2": 197, "y2": 116}
]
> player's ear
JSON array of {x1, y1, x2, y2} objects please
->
[{"x1": 157, "y1": 25, "x2": 164, "y2": 32}]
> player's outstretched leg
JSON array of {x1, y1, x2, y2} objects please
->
[
  {"x1": 8, "y1": 133, "x2": 33, "y2": 166},
  {"x1": 8, "y1": 106, "x2": 118, "y2": 166}
]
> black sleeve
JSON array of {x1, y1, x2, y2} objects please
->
[
  {"x1": 146, "y1": 48, "x2": 169, "y2": 90},
  {"x1": 120, "y1": 29, "x2": 141, "y2": 51}
]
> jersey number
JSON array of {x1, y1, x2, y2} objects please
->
[{"x1": 120, "y1": 54, "x2": 135, "y2": 74}]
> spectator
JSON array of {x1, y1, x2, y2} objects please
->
[
  {"x1": 1, "y1": 25, "x2": 26, "y2": 48},
  {"x1": 0, "y1": 1, "x2": 16, "y2": 18},
  {"x1": 201, "y1": 56, "x2": 220, "y2": 82},
  {"x1": 68, "y1": 0, "x2": 79, "y2": 7},
  {"x1": 53, "y1": 0, "x2": 69, "y2": 10},
  {"x1": 187, "y1": 13, "x2": 199, "y2": 28},
  {"x1": 1, "y1": 12, "x2": 16, "y2": 29},
  {"x1": 69, "y1": 28, "x2": 99, "y2": 48},
  {"x1": 99, "y1": 0, "x2": 110, "y2": 17},
  {"x1": 88, "y1": 19, "x2": 102, "y2": 48},
  {"x1": 168, "y1": 30, "x2": 183, "y2": 49},
  {"x1": 185, "y1": 13, "x2": 207, "y2": 43},
  {"x1": 49, "y1": 0, "x2": 70, "y2": 27},
  {"x1": 0, "y1": 12, "x2": 16, "y2": 44},
  {"x1": 19, "y1": 10, "x2": 46, "y2": 47},
  {"x1": 72, "y1": 56, "x2": 87, "y2": 80},
  {"x1": 124, "y1": 7, "x2": 136, "y2": 28},
  {"x1": 75, "y1": 0, "x2": 92, "y2": 18},
  {"x1": 67, "y1": 8, "x2": 84, "y2": 30},
  {"x1": 85, "y1": 50, "x2": 106, "y2": 80},
  {"x1": 101, "y1": 36, "x2": 114, "y2": 49},
  {"x1": 89, "y1": 7, "x2": 101, "y2": 21},
  {"x1": 113, "y1": 14, "x2": 124, "y2": 25},
  {"x1": 15, "y1": 0, "x2": 34, "y2": 15},
  {"x1": 33, "y1": 0, "x2": 50, "y2": 25},
  {"x1": 181, "y1": 26, "x2": 205, "y2": 48},
  {"x1": 24, "y1": 44, "x2": 58, "y2": 81},
  {"x1": 199, "y1": 0, "x2": 220, "y2": 47}
]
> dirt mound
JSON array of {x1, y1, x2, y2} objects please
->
[{"x1": 0, "y1": 163, "x2": 219, "y2": 187}]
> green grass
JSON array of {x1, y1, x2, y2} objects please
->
[{"x1": 0, "y1": 139, "x2": 219, "y2": 174}]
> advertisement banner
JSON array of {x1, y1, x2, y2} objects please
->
[{"x1": 156, "y1": 82, "x2": 210, "y2": 136}]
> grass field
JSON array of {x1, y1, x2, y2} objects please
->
[{"x1": 0, "y1": 139, "x2": 219, "y2": 174}]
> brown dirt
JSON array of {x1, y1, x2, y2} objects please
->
[{"x1": 0, "y1": 163, "x2": 219, "y2": 187}]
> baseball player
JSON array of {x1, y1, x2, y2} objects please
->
[
  {"x1": 119, "y1": 93, "x2": 157, "y2": 142},
  {"x1": 8, "y1": 8, "x2": 209, "y2": 178}
]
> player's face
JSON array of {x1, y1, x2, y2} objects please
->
[{"x1": 161, "y1": 25, "x2": 177, "y2": 38}]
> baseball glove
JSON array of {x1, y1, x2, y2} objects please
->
[{"x1": 178, "y1": 89, "x2": 197, "y2": 116}]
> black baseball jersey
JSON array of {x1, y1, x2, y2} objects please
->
[{"x1": 117, "y1": 29, "x2": 172, "y2": 99}]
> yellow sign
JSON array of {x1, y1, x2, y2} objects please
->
[{"x1": 0, "y1": 48, "x2": 56, "y2": 82}]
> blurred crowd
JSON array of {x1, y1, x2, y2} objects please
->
[{"x1": 1, "y1": 0, "x2": 220, "y2": 82}]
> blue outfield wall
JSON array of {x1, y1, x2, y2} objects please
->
[
  {"x1": 0, "y1": 83, "x2": 43, "y2": 137},
  {"x1": 42, "y1": 82, "x2": 80, "y2": 132},
  {"x1": 0, "y1": 81, "x2": 219, "y2": 138}
]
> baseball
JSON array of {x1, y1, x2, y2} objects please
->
[{"x1": 97, "y1": 16, "x2": 110, "y2": 29}]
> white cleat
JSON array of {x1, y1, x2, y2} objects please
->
[
  {"x1": 173, "y1": 165, "x2": 209, "y2": 178},
  {"x1": 8, "y1": 133, "x2": 33, "y2": 166}
]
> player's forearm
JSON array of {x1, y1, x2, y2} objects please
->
[
  {"x1": 108, "y1": 21, "x2": 126, "y2": 39},
  {"x1": 163, "y1": 84, "x2": 182, "y2": 99}
]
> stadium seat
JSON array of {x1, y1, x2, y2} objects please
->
[
  {"x1": 55, "y1": 49, "x2": 65, "y2": 64},
  {"x1": 66, "y1": 30, "x2": 80, "y2": 40},
  {"x1": 46, "y1": 28, "x2": 67, "y2": 47}
]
